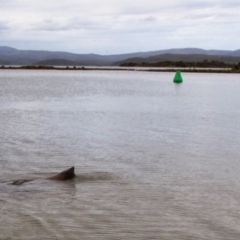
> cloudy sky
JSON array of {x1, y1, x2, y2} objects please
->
[{"x1": 0, "y1": 0, "x2": 240, "y2": 54}]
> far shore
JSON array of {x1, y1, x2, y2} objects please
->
[{"x1": 0, "y1": 65, "x2": 239, "y2": 73}]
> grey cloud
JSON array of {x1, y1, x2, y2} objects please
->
[
  {"x1": 28, "y1": 18, "x2": 109, "y2": 32},
  {"x1": 140, "y1": 16, "x2": 157, "y2": 22},
  {"x1": 179, "y1": 0, "x2": 240, "y2": 12},
  {"x1": 0, "y1": 22, "x2": 10, "y2": 32},
  {"x1": 0, "y1": 0, "x2": 12, "y2": 6},
  {"x1": 219, "y1": 0, "x2": 240, "y2": 8},
  {"x1": 184, "y1": 12, "x2": 214, "y2": 20},
  {"x1": 33, "y1": 20, "x2": 73, "y2": 32}
]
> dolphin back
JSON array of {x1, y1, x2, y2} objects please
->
[{"x1": 47, "y1": 167, "x2": 75, "y2": 181}]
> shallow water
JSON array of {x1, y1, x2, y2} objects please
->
[{"x1": 0, "y1": 70, "x2": 240, "y2": 239}]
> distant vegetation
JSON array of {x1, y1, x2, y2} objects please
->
[
  {"x1": 1, "y1": 63, "x2": 240, "y2": 73},
  {"x1": 121, "y1": 60, "x2": 240, "y2": 73},
  {"x1": 0, "y1": 65, "x2": 86, "y2": 70},
  {"x1": 232, "y1": 62, "x2": 240, "y2": 72},
  {"x1": 121, "y1": 60, "x2": 233, "y2": 68}
]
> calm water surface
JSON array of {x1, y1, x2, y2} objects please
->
[{"x1": 0, "y1": 70, "x2": 240, "y2": 239}]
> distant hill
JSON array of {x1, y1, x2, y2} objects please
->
[
  {"x1": 1, "y1": 46, "x2": 240, "y2": 66},
  {"x1": 34, "y1": 59, "x2": 77, "y2": 66}
]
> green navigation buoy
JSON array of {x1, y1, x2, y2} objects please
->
[{"x1": 173, "y1": 70, "x2": 183, "y2": 83}]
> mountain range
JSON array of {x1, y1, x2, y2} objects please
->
[{"x1": 0, "y1": 46, "x2": 240, "y2": 66}]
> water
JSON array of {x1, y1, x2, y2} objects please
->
[{"x1": 0, "y1": 70, "x2": 240, "y2": 240}]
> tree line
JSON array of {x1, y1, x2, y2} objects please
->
[{"x1": 121, "y1": 60, "x2": 240, "y2": 69}]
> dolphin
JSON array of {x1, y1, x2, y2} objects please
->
[
  {"x1": 11, "y1": 166, "x2": 75, "y2": 185},
  {"x1": 47, "y1": 166, "x2": 75, "y2": 181}
]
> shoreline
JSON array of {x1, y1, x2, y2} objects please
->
[{"x1": 0, "y1": 65, "x2": 239, "y2": 73}]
